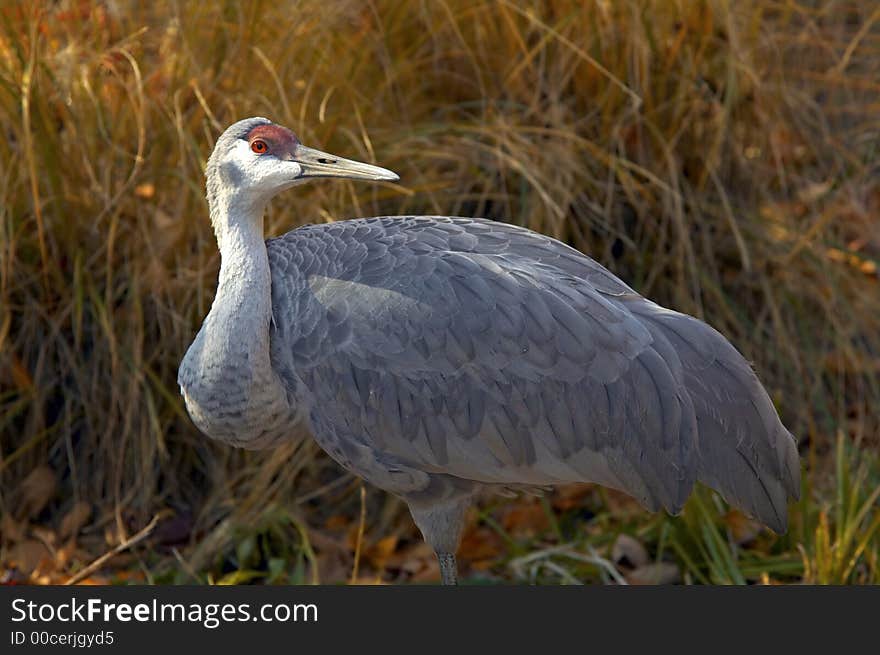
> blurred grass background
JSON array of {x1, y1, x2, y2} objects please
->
[{"x1": 0, "y1": 0, "x2": 878, "y2": 584}]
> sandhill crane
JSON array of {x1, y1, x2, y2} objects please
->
[{"x1": 179, "y1": 117, "x2": 800, "y2": 585}]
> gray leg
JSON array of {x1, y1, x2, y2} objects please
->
[
  {"x1": 437, "y1": 552, "x2": 458, "y2": 585},
  {"x1": 408, "y1": 495, "x2": 472, "y2": 586}
]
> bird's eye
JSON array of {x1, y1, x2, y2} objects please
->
[{"x1": 251, "y1": 140, "x2": 268, "y2": 154}]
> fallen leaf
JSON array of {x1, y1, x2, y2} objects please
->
[
  {"x1": 73, "y1": 576, "x2": 110, "y2": 585},
  {"x1": 348, "y1": 576, "x2": 387, "y2": 585},
  {"x1": 469, "y1": 559, "x2": 496, "y2": 571},
  {"x1": 410, "y1": 558, "x2": 440, "y2": 583},
  {"x1": 603, "y1": 488, "x2": 644, "y2": 516},
  {"x1": 552, "y1": 484, "x2": 595, "y2": 511},
  {"x1": 611, "y1": 534, "x2": 649, "y2": 569},
  {"x1": 8, "y1": 539, "x2": 52, "y2": 575},
  {"x1": 324, "y1": 515, "x2": 349, "y2": 531},
  {"x1": 18, "y1": 466, "x2": 57, "y2": 519},
  {"x1": 796, "y1": 181, "x2": 832, "y2": 204},
  {"x1": 55, "y1": 540, "x2": 78, "y2": 569},
  {"x1": 110, "y1": 569, "x2": 146, "y2": 583},
  {"x1": 1, "y1": 513, "x2": 26, "y2": 543},
  {"x1": 458, "y1": 527, "x2": 504, "y2": 563},
  {"x1": 723, "y1": 510, "x2": 761, "y2": 545},
  {"x1": 10, "y1": 354, "x2": 33, "y2": 389},
  {"x1": 314, "y1": 550, "x2": 350, "y2": 584},
  {"x1": 134, "y1": 183, "x2": 155, "y2": 199},
  {"x1": 384, "y1": 541, "x2": 434, "y2": 573},
  {"x1": 501, "y1": 500, "x2": 549, "y2": 537},
  {"x1": 366, "y1": 535, "x2": 398, "y2": 569},
  {"x1": 626, "y1": 562, "x2": 680, "y2": 585},
  {"x1": 153, "y1": 510, "x2": 193, "y2": 546},
  {"x1": 59, "y1": 502, "x2": 92, "y2": 541}
]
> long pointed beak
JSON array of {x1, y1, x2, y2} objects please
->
[{"x1": 293, "y1": 145, "x2": 399, "y2": 182}]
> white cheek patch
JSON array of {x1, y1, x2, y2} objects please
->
[
  {"x1": 224, "y1": 139, "x2": 303, "y2": 193},
  {"x1": 227, "y1": 140, "x2": 270, "y2": 186}
]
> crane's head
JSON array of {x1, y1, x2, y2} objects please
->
[{"x1": 207, "y1": 117, "x2": 398, "y2": 207}]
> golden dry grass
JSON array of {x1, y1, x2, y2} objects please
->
[{"x1": 0, "y1": 0, "x2": 878, "y2": 584}]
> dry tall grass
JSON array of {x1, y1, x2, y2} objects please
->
[{"x1": 1, "y1": 0, "x2": 878, "y2": 584}]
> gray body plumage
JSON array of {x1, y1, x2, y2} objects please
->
[
  {"x1": 266, "y1": 216, "x2": 799, "y2": 530},
  {"x1": 180, "y1": 118, "x2": 800, "y2": 582}
]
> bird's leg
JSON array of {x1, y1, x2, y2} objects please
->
[
  {"x1": 437, "y1": 552, "x2": 458, "y2": 586},
  {"x1": 407, "y1": 493, "x2": 472, "y2": 586}
]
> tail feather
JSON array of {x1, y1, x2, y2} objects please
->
[{"x1": 631, "y1": 301, "x2": 801, "y2": 533}]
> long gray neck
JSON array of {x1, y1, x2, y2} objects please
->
[
  {"x1": 178, "y1": 183, "x2": 293, "y2": 450},
  {"x1": 210, "y1": 192, "x2": 272, "y2": 333}
]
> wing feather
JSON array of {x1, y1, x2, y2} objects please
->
[
  {"x1": 267, "y1": 216, "x2": 798, "y2": 528},
  {"x1": 629, "y1": 301, "x2": 800, "y2": 532}
]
